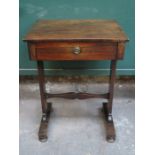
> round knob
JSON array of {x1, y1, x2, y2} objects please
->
[{"x1": 73, "y1": 46, "x2": 81, "y2": 54}]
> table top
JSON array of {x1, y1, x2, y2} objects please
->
[{"x1": 23, "y1": 20, "x2": 129, "y2": 42}]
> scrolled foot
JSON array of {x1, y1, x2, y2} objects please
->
[
  {"x1": 105, "y1": 119, "x2": 116, "y2": 143},
  {"x1": 38, "y1": 102, "x2": 52, "y2": 142},
  {"x1": 102, "y1": 102, "x2": 116, "y2": 143}
]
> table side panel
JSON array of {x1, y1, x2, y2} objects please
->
[{"x1": 117, "y1": 42, "x2": 125, "y2": 59}]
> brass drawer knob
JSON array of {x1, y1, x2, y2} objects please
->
[{"x1": 73, "y1": 46, "x2": 81, "y2": 54}]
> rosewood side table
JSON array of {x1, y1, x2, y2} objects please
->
[{"x1": 23, "y1": 20, "x2": 129, "y2": 143}]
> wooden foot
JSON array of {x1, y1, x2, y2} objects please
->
[
  {"x1": 38, "y1": 102, "x2": 52, "y2": 142},
  {"x1": 102, "y1": 103, "x2": 116, "y2": 143}
]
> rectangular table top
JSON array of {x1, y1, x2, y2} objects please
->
[{"x1": 23, "y1": 20, "x2": 129, "y2": 42}]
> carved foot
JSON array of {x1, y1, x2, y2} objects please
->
[
  {"x1": 38, "y1": 102, "x2": 52, "y2": 142},
  {"x1": 102, "y1": 102, "x2": 116, "y2": 143}
]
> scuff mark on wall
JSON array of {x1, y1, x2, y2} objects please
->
[
  {"x1": 37, "y1": 10, "x2": 47, "y2": 18},
  {"x1": 73, "y1": 7, "x2": 99, "y2": 15},
  {"x1": 24, "y1": 3, "x2": 48, "y2": 17},
  {"x1": 57, "y1": 5, "x2": 99, "y2": 15}
]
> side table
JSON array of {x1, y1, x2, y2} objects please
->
[{"x1": 23, "y1": 20, "x2": 129, "y2": 143}]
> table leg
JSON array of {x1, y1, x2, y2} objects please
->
[
  {"x1": 103, "y1": 60, "x2": 117, "y2": 142},
  {"x1": 37, "y1": 61, "x2": 52, "y2": 142}
]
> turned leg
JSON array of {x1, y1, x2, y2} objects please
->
[
  {"x1": 103, "y1": 60, "x2": 117, "y2": 143},
  {"x1": 37, "y1": 61, "x2": 52, "y2": 142}
]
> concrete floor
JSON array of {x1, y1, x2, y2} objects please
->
[{"x1": 19, "y1": 80, "x2": 135, "y2": 155}]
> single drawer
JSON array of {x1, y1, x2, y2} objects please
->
[{"x1": 29, "y1": 42, "x2": 118, "y2": 60}]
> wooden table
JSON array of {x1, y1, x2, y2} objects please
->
[{"x1": 23, "y1": 20, "x2": 129, "y2": 143}]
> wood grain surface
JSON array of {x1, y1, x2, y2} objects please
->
[{"x1": 23, "y1": 20, "x2": 129, "y2": 42}]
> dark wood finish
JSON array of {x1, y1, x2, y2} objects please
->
[
  {"x1": 117, "y1": 42, "x2": 125, "y2": 59},
  {"x1": 107, "y1": 60, "x2": 117, "y2": 115},
  {"x1": 101, "y1": 60, "x2": 117, "y2": 142},
  {"x1": 36, "y1": 42, "x2": 117, "y2": 61},
  {"x1": 103, "y1": 102, "x2": 116, "y2": 143},
  {"x1": 28, "y1": 42, "x2": 36, "y2": 60},
  {"x1": 23, "y1": 20, "x2": 128, "y2": 42},
  {"x1": 103, "y1": 103, "x2": 116, "y2": 143},
  {"x1": 37, "y1": 61, "x2": 47, "y2": 113},
  {"x1": 28, "y1": 41, "x2": 122, "y2": 61},
  {"x1": 24, "y1": 20, "x2": 129, "y2": 143},
  {"x1": 38, "y1": 102, "x2": 52, "y2": 142},
  {"x1": 46, "y1": 92, "x2": 109, "y2": 99}
]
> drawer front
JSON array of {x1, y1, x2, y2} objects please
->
[{"x1": 30, "y1": 42, "x2": 118, "y2": 60}]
